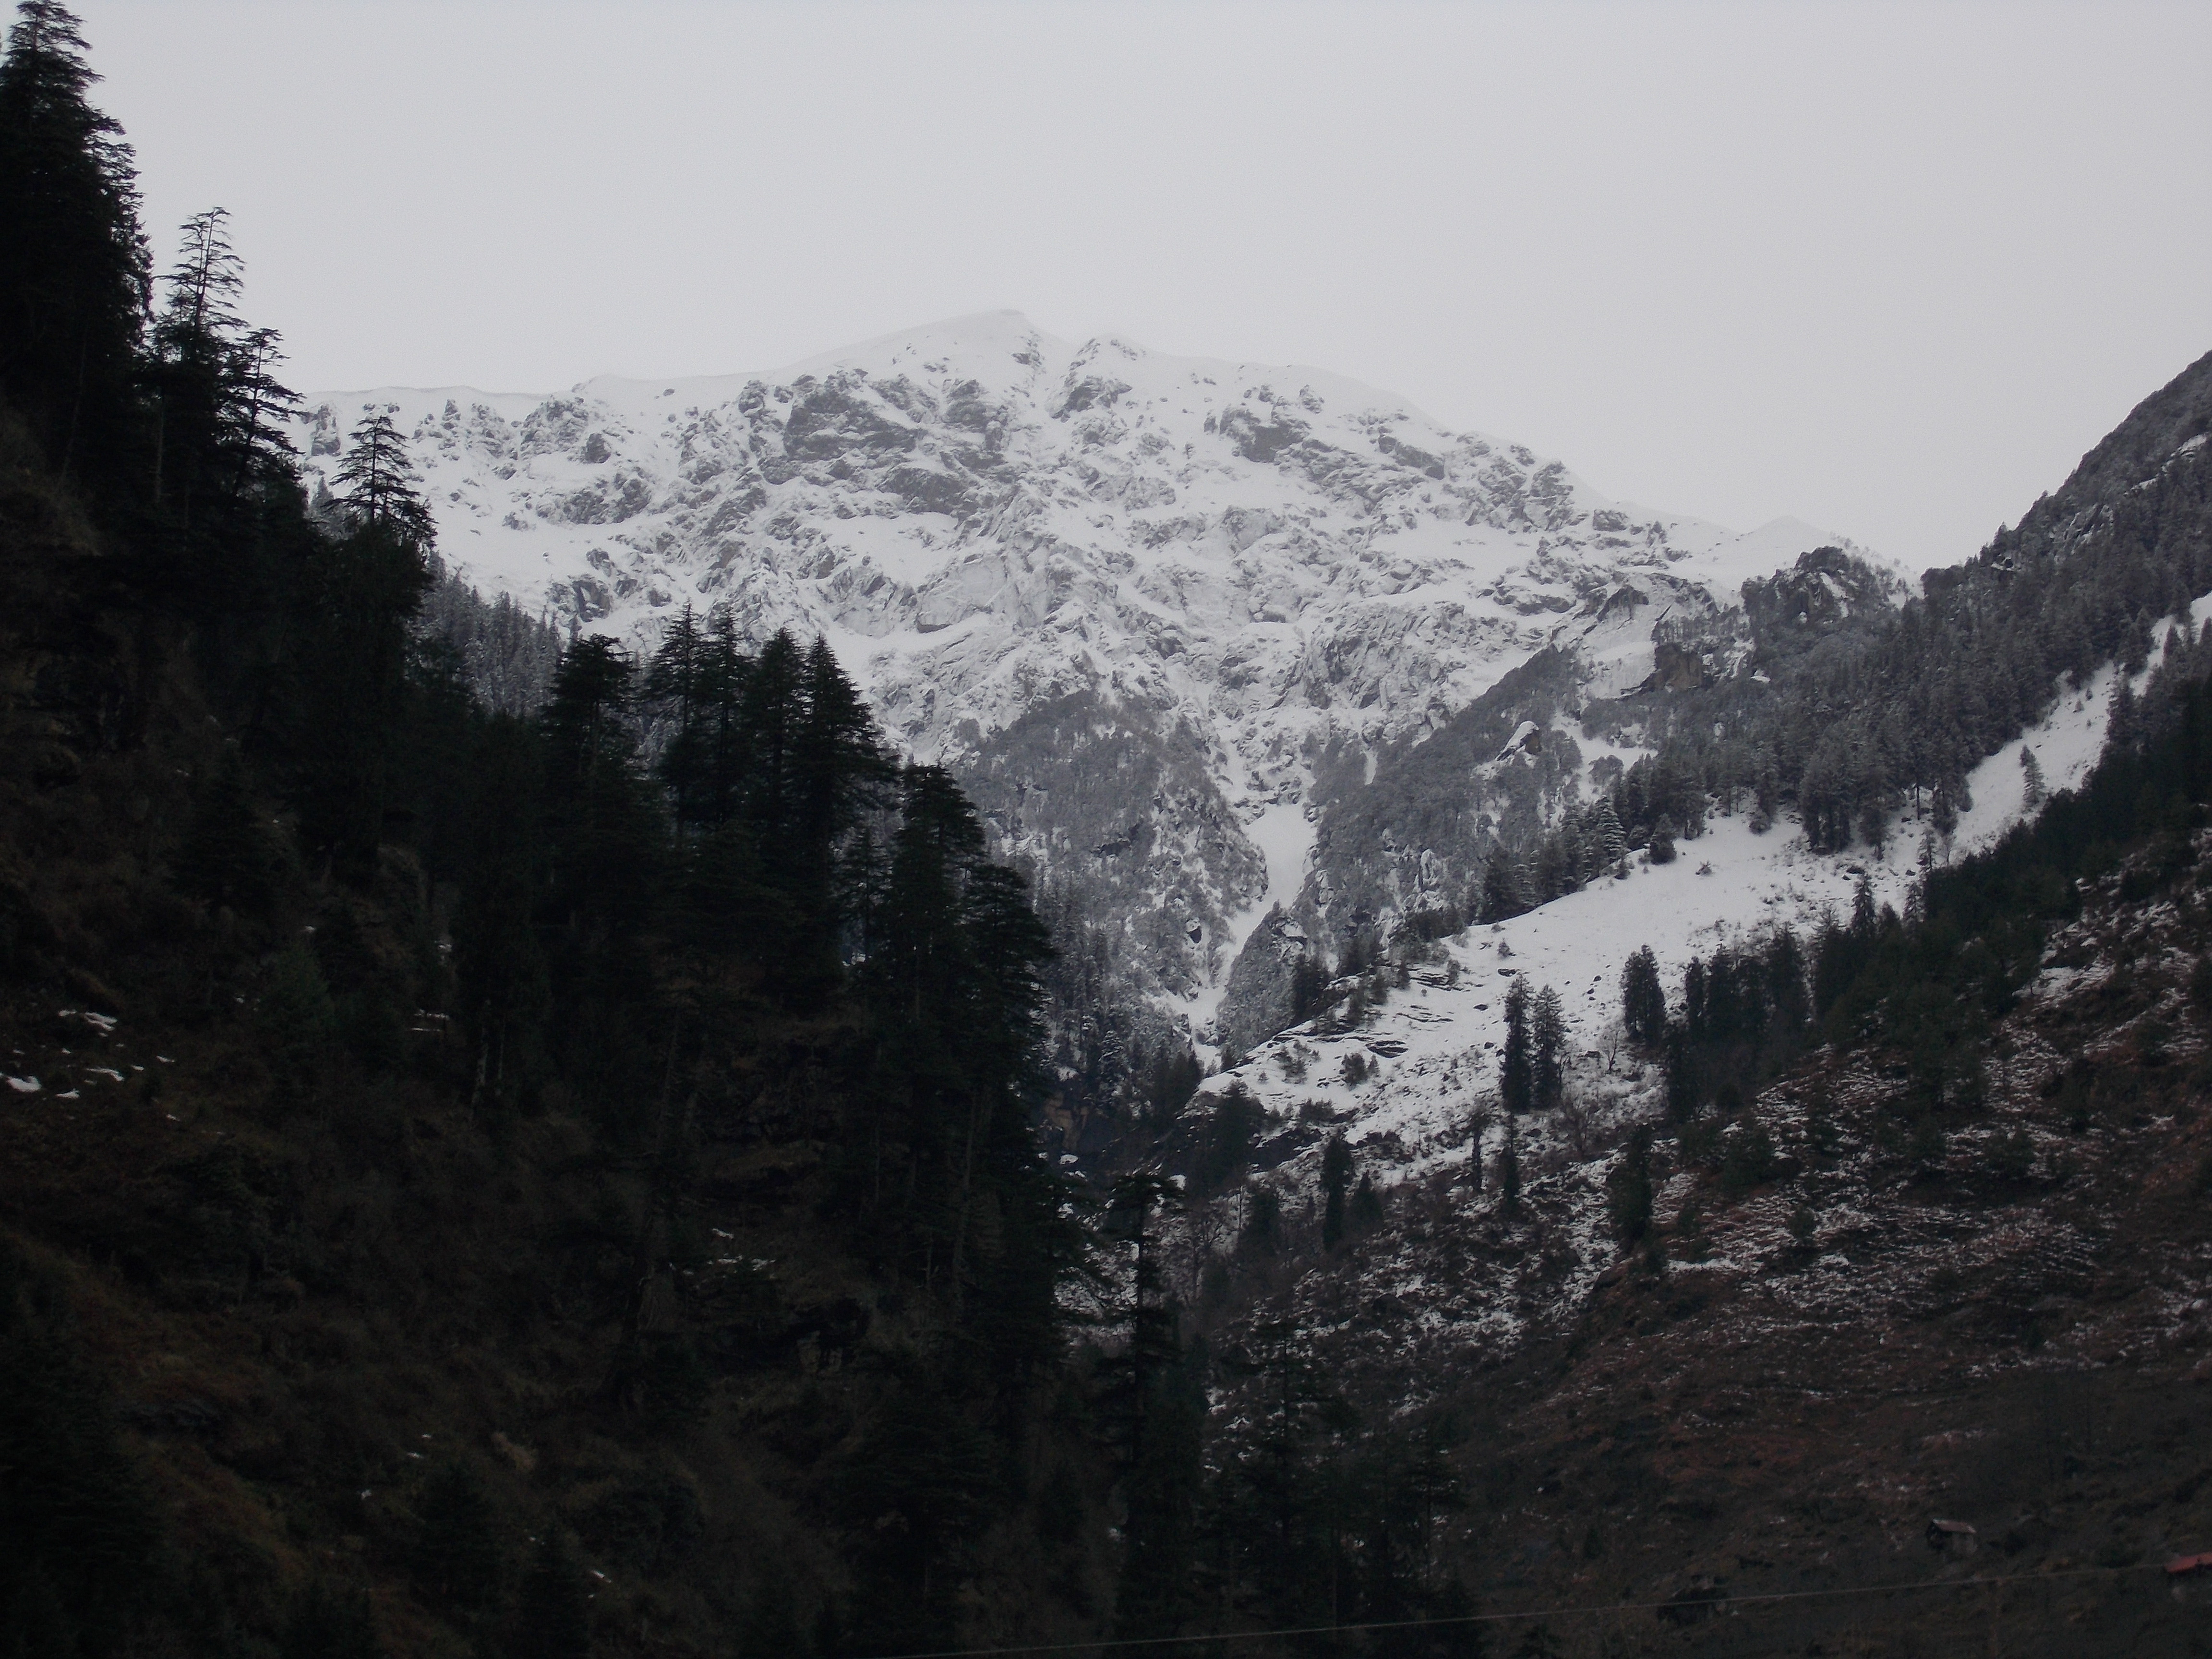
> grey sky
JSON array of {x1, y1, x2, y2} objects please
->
[{"x1": 78, "y1": 0, "x2": 2212, "y2": 573}]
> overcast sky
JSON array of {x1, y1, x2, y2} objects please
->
[{"x1": 76, "y1": 0, "x2": 2212, "y2": 572}]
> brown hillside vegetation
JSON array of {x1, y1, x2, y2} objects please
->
[{"x1": 1222, "y1": 842, "x2": 2212, "y2": 1656}]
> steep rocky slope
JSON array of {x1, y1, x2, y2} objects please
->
[
  {"x1": 298, "y1": 314, "x2": 1883, "y2": 1019},
  {"x1": 1184, "y1": 829, "x2": 2212, "y2": 1655}
]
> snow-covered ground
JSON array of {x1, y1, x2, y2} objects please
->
[{"x1": 1189, "y1": 600, "x2": 2200, "y2": 1194}]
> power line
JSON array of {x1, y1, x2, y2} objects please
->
[{"x1": 865, "y1": 1560, "x2": 2172, "y2": 1659}]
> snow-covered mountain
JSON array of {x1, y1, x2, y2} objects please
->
[{"x1": 299, "y1": 311, "x2": 1891, "y2": 1024}]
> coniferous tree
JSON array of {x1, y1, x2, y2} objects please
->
[
  {"x1": 1663, "y1": 1022, "x2": 1698, "y2": 1121},
  {"x1": 1621, "y1": 945, "x2": 1667, "y2": 1050},
  {"x1": 797, "y1": 632, "x2": 893, "y2": 918},
  {"x1": 452, "y1": 716, "x2": 550, "y2": 1111},
  {"x1": 1498, "y1": 977, "x2": 1533, "y2": 1116},
  {"x1": 293, "y1": 411, "x2": 436, "y2": 873},
  {"x1": 2020, "y1": 744, "x2": 2045, "y2": 809},
  {"x1": 0, "y1": 1246, "x2": 158, "y2": 1654},
  {"x1": 1321, "y1": 1131, "x2": 1352, "y2": 1248},
  {"x1": 1478, "y1": 846, "x2": 1524, "y2": 923},
  {"x1": 148, "y1": 203, "x2": 299, "y2": 557},
  {"x1": 644, "y1": 602, "x2": 711, "y2": 831},
  {"x1": 0, "y1": 1, "x2": 149, "y2": 484},
  {"x1": 1349, "y1": 1171, "x2": 1383, "y2": 1233},
  {"x1": 1531, "y1": 985, "x2": 1565, "y2": 1110},
  {"x1": 1595, "y1": 796, "x2": 1627, "y2": 864},
  {"x1": 330, "y1": 407, "x2": 433, "y2": 544},
  {"x1": 1607, "y1": 1124, "x2": 1655, "y2": 1246}
]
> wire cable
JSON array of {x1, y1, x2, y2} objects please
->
[{"x1": 864, "y1": 1559, "x2": 2173, "y2": 1659}]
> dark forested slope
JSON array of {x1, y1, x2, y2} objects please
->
[{"x1": 0, "y1": 10, "x2": 1115, "y2": 1655}]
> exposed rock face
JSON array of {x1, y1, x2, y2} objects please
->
[
  {"x1": 299, "y1": 313, "x2": 1884, "y2": 1027},
  {"x1": 1215, "y1": 904, "x2": 1308, "y2": 1062},
  {"x1": 1743, "y1": 544, "x2": 1902, "y2": 647}
]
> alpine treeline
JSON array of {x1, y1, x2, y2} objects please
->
[
  {"x1": 1614, "y1": 624, "x2": 2212, "y2": 1220},
  {"x1": 1613, "y1": 357, "x2": 2212, "y2": 863}
]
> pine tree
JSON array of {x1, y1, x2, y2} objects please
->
[
  {"x1": 147, "y1": 204, "x2": 296, "y2": 554},
  {"x1": 2020, "y1": 744, "x2": 2045, "y2": 809},
  {"x1": 1531, "y1": 985, "x2": 1565, "y2": 1110},
  {"x1": 1499, "y1": 977, "x2": 1533, "y2": 1116},
  {"x1": 737, "y1": 627, "x2": 805, "y2": 872},
  {"x1": 877, "y1": 763, "x2": 986, "y2": 1022},
  {"x1": 291, "y1": 414, "x2": 435, "y2": 874},
  {"x1": 1595, "y1": 796, "x2": 1627, "y2": 863},
  {"x1": 793, "y1": 632, "x2": 894, "y2": 953},
  {"x1": 1607, "y1": 1124, "x2": 1654, "y2": 1245},
  {"x1": 0, "y1": 1, "x2": 149, "y2": 483},
  {"x1": 1349, "y1": 1171, "x2": 1383, "y2": 1232},
  {"x1": 0, "y1": 1244, "x2": 159, "y2": 1653},
  {"x1": 1110, "y1": 1172, "x2": 1205, "y2": 1646},
  {"x1": 1663, "y1": 1022, "x2": 1698, "y2": 1121},
  {"x1": 331, "y1": 408, "x2": 434, "y2": 545},
  {"x1": 644, "y1": 602, "x2": 710, "y2": 830},
  {"x1": 1321, "y1": 1132, "x2": 1352, "y2": 1247},
  {"x1": 540, "y1": 635, "x2": 661, "y2": 963},
  {"x1": 452, "y1": 717, "x2": 550, "y2": 1111},
  {"x1": 1478, "y1": 846, "x2": 1524, "y2": 922},
  {"x1": 1620, "y1": 945, "x2": 1667, "y2": 1049}
]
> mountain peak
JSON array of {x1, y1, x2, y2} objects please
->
[{"x1": 297, "y1": 325, "x2": 1878, "y2": 1026}]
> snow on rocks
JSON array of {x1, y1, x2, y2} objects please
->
[
  {"x1": 1164, "y1": 661, "x2": 2143, "y2": 1398},
  {"x1": 298, "y1": 312, "x2": 1877, "y2": 1026}
]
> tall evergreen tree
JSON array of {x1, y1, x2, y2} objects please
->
[
  {"x1": 452, "y1": 717, "x2": 550, "y2": 1111},
  {"x1": 1531, "y1": 985, "x2": 1565, "y2": 1110},
  {"x1": 1620, "y1": 945, "x2": 1667, "y2": 1049},
  {"x1": 795, "y1": 632, "x2": 894, "y2": 934},
  {"x1": 330, "y1": 408, "x2": 433, "y2": 543},
  {"x1": 1321, "y1": 1131, "x2": 1353, "y2": 1248},
  {"x1": 1498, "y1": 977, "x2": 1533, "y2": 1116},
  {"x1": 0, "y1": 1, "x2": 148, "y2": 483}
]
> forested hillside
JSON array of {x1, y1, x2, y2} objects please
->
[{"x1": 0, "y1": 8, "x2": 1106, "y2": 1655}]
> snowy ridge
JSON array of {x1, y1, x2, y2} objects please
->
[{"x1": 299, "y1": 312, "x2": 1889, "y2": 1018}]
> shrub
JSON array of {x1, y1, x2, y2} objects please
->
[
  {"x1": 1786, "y1": 1202, "x2": 1817, "y2": 1251},
  {"x1": 1720, "y1": 1115, "x2": 1779, "y2": 1195}
]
